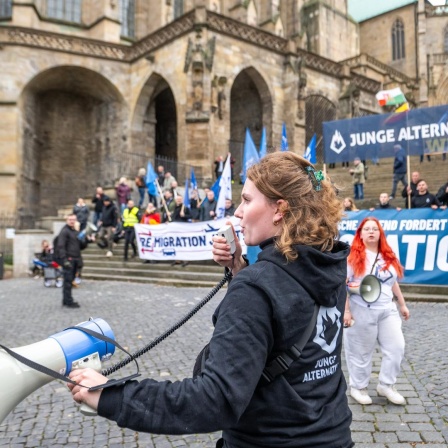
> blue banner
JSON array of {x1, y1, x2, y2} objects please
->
[
  {"x1": 323, "y1": 105, "x2": 448, "y2": 163},
  {"x1": 339, "y1": 209, "x2": 448, "y2": 285}
]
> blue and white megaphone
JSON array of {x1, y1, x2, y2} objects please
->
[{"x1": 0, "y1": 318, "x2": 115, "y2": 424}]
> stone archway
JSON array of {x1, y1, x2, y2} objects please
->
[
  {"x1": 230, "y1": 67, "x2": 272, "y2": 181},
  {"x1": 19, "y1": 66, "x2": 126, "y2": 225},
  {"x1": 131, "y1": 73, "x2": 177, "y2": 175},
  {"x1": 435, "y1": 75, "x2": 448, "y2": 106},
  {"x1": 305, "y1": 94, "x2": 337, "y2": 164}
]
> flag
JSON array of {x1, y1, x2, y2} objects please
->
[
  {"x1": 280, "y1": 122, "x2": 289, "y2": 151},
  {"x1": 259, "y1": 126, "x2": 267, "y2": 159},
  {"x1": 376, "y1": 87, "x2": 407, "y2": 107},
  {"x1": 395, "y1": 102, "x2": 409, "y2": 113},
  {"x1": 242, "y1": 128, "x2": 260, "y2": 183},
  {"x1": 210, "y1": 176, "x2": 221, "y2": 198},
  {"x1": 183, "y1": 178, "x2": 190, "y2": 208},
  {"x1": 145, "y1": 161, "x2": 159, "y2": 197},
  {"x1": 190, "y1": 167, "x2": 198, "y2": 192},
  {"x1": 304, "y1": 134, "x2": 317, "y2": 163},
  {"x1": 216, "y1": 153, "x2": 232, "y2": 219}
]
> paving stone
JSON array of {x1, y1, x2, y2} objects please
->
[{"x1": 1, "y1": 280, "x2": 447, "y2": 447}]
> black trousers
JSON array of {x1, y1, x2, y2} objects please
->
[
  {"x1": 124, "y1": 227, "x2": 137, "y2": 260},
  {"x1": 63, "y1": 258, "x2": 80, "y2": 305}
]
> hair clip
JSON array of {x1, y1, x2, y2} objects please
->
[{"x1": 305, "y1": 166, "x2": 325, "y2": 191}]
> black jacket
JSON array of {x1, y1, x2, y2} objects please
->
[
  {"x1": 57, "y1": 225, "x2": 81, "y2": 261},
  {"x1": 101, "y1": 202, "x2": 118, "y2": 227},
  {"x1": 402, "y1": 181, "x2": 418, "y2": 208},
  {"x1": 393, "y1": 148, "x2": 407, "y2": 174},
  {"x1": 98, "y1": 239, "x2": 353, "y2": 447},
  {"x1": 411, "y1": 192, "x2": 441, "y2": 208},
  {"x1": 436, "y1": 182, "x2": 448, "y2": 206},
  {"x1": 92, "y1": 194, "x2": 104, "y2": 213}
]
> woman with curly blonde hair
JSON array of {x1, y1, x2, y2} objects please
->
[{"x1": 68, "y1": 152, "x2": 353, "y2": 448}]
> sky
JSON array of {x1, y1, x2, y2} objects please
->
[{"x1": 347, "y1": 0, "x2": 415, "y2": 22}]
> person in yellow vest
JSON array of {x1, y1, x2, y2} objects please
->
[{"x1": 122, "y1": 199, "x2": 141, "y2": 261}]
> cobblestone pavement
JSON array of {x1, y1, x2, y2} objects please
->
[{"x1": 0, "y1": 278, "x2": 447, "y2": 448}]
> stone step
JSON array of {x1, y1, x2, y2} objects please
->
[{"x1": 81, "y1": 271, "x2": 228, "y2": 288}]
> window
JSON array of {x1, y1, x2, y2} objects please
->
[
  {"x1": 121, "y1": 0, "x2": 135, "y2": 38},
  {"x1": 47, "y1": 0, "x2": 81, "y2": 23},
  {"x1": 0, "y1": 0, "x2": 12, "y2": 18},
  {"x1": 391, "y1": 19, "x2": 405, "y2": 60},
  {"x1": 444, "y1": 27, "x2": 448, "y2": 53},
  {"x1": 173, "y1": 0, "x2": 183, "y2": 19}
]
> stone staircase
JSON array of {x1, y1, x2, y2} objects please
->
[
  {"x1": 79, "y1": 233, "x2": 448, "y2": 301},
  {"x1": 323, "y1": 154, "x2": 447, "y2": 209},
  {"x1": 81, "y1": 244, "x2": 227, "y2": 288}
]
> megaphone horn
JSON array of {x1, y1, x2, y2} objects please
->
[
  {"x1": 0, "y1": 318, "x2": 115, "y2": 424},
  {"x1": 347, "y1": 274, "x2": 381, "y2": 304}
]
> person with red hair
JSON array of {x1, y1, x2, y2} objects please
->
[{"x1": 343, "y1": 217, "x2": 410, "y2": 406}]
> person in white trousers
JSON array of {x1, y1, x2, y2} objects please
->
[{"x1": 343, "y1": 217, "x2": 410, "y2": 405}]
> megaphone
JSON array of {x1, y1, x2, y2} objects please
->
[
  {"x1": 347, "y1": 274, "x2": 381, "y2": 304},
  {"x1": 0, "y1": 318, "x2": 115, "y2": 424},
  {"x1": 78, "y1": 222, "x2": 98, "y2": 241}
]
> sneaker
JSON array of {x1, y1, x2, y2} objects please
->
[
  {"x1": 376, "y1": 383, "x2": 405, "y2": 405},
  {"x1": 389, "y1": 195, "x2": 394, "y2": 200},
  {"x1": 106, "y1": 251, "x2": 113, "y2": 257},
  {"x1": 63, "y1": 302, "x2": 80, "y2": 309},
  {"x1": 350, "y1": 387, "x2": 372, "y2": 405}
]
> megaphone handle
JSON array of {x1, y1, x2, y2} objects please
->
[
  {"x1": 80, "y1": 403, "x2": 97, "y2": 416},
  {"x1": 71, "y1": 353, "x2": 102, "y2": 417}
]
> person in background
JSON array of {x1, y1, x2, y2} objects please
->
[
  {"x1": 140, "y1": 202, "x2": 161, "y2": 225},
  {"x1": 389, "y1": 144, "x2": 407, "y2": 200},
  {"x1": 199, "y1": 190, "x2": 217, "y2": 221},
  {"x1": 160, "y1": 190, "x2": 175, "y2": 223},
  {"x1": 122, "y1": 199, "x2": 141, "y2": 261},
  {"x1": 349, "y1": 157, "x2": 365, "y2": 200},
  {"x1": 92, "y1": 186, "x2": 104, "y2": 227},
  {"x1": 189, "y1": 189, "x2": 201, "y2": 222},
  {"x1": 57, "y1": 214, "x2": 82, "y2": 308},
  {"x1": 68, "y1": 152, "x2": 354, "y2": 448},
  {"x1": 73, "y1": 197, "x2": 90, "y2": 232},
  {"x1": 163, "y1": 171, "x2": 176, "y2": 192},
  {"x1": 97, "y1": 196, "x2": 118, "y2": 257},
  {"x1": 344, "y1": 217, "x2": 410, "y2": 406},
  {"x1": 369, "y1": 193, "x2": 401, "y2": 211},
  {"x1": 135, "y1": 168, "x2": 147, "y2": 208},
  {"x1": 115, "y1": 177, "x2": 132, "y2": 214},
  {"x1": 401, "y1": 171, "x2": 420, "y2": 209},
  {"x1": 224, "y1": 198, "x2": 235, "y2": 217},
  {"x1": 343, "y1": 197, "x2": 359, "y2": 212},
  {"x1": 214, "y1": 155, "x2": 224, "y2": 179},
  {"x1": 411, "y1": 179, "x2": 444, "y2": 209},
  {"x1": 435, "y1": 178, "x2": 448, "y2": 207},
  {"x1": 157, "y1": 165, "x2": 165, "y2": 187}
]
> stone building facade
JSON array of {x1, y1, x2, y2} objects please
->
[
  {"x1": 0, "y1": 0, "x2": 425, "y2": 226},
  {"x1": 357, "y1": 0, "x2": 448, "y2": 108}
]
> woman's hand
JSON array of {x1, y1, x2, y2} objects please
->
[
  {"x1": 67, "y1": 368, "x2": 107, "y2": 410},
  {"x1": 399, "y1": 304, "x2": 410, "y2": 321},
  {"x1": 343, "y1": 309, "x2": 352, "y2": 328},
  {"x1": 212, "y1": 222, "x2": 245, "y2": 275}
]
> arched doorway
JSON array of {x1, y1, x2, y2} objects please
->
[
  {"x1": 132, "y1": 74, "x2": 178, "y2": 177},
  {"x1": 305, "y1": 95, "x2": 337, "y2": 164},
  {"x1": 19, "y1": 66, "x2": 126, "y2": 225},
  {"x1": 230, "y1": 67, "x2": 272, "y2": 180}
]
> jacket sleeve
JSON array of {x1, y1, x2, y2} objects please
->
[
  {"x1": 436, "y1": 184, "x2": 448, "y2": 203},
  {"x1": 57, "y1": 228, "x2": 67, "y2": 262},
  {"x1": 98, "y1": 274, "x2": 274, "y2": 435}
]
